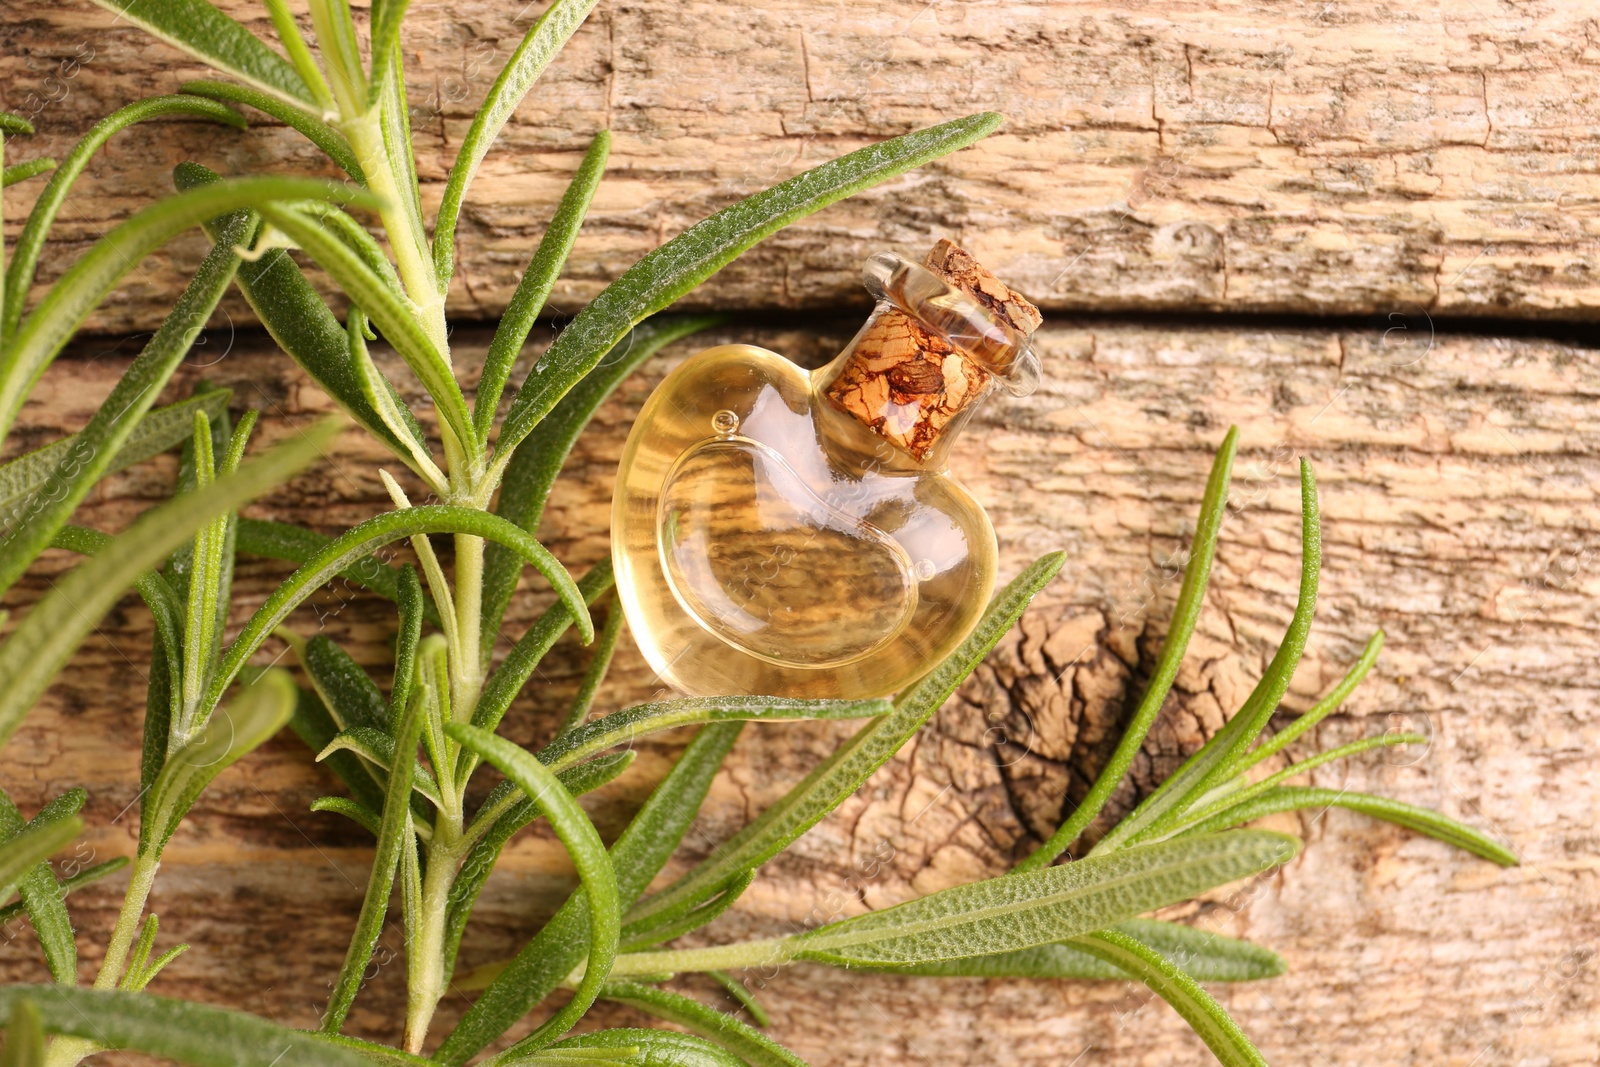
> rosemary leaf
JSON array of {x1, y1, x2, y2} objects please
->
[
  {"x1": 321, "y1": 680, "x2": 427, "y2": 1033},
  {"x1": 0, "y1": 178, "x2": 372, "y2": 448},
  {"x1": 536, "y1": 1028, "x2": 742, "y2": 1067},
  {"x1": 1, "y1": 160, "x2": 55, "y2": 188},
  {"x1": 432, "y1": 0, "x2": 602, "y2": 288},
  {"x1": 301, "y1": 636, "x2": 389, "y2": 734},
  {"x1": 0, "y1": 986, "x2": 378, "y2": 1067},
  {"x1": 208, "y1": 505, "x2": 592, "y2": 725},
  {"x1": 787, "y1": 833, "x2": 1299, "y2": 968},
  {"x1": 598, "y1": 983, "x2": 806, "y2": 1067},
  {"x1": 1068, "y1": 929, "x2": 1267, "y2": 1067},
  {"x1": 233, "y1": 519, "x2": 439, "y2": 624},
  {"x1": 861, "y1": 918, "x2": 1284, "y2": 983},
  {"x1": 536, "y1": 695, "x2": 891, "y2": 775},
  {"x1": 474, "y1": 130, "x2": 612, "y2": 439},
  {"x1": 444, "y1": 725, "x2": 621, "y2": 1054},
  {"x1": 1177, "y1": 786, "x2": 1518, "y2": 867},
  {"x1": 2, "y1": 96, "x2": 247, "y2": 341},
  {"x1": 176, "y1": 163, "x2": 426, "y2": 463},
  {"x1": 83, "y1": 0, "x2": 314, "y2": 105}
]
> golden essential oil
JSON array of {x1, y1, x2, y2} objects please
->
[{"x1": 613, "y1": 240, "x2": 1043, "y2": 698}]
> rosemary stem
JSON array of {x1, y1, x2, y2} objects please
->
[
  {"x1": 45, "y1": 848, "x2": 167, "y2": 1065},
  {"x1": 405, "y1": 830, "x2": 461, "y2": 1053},
  {"x1": 452, "y1": 532, "x2": 486, "y2": 727},
  {"x1": 341, "y1": 113, "x2": 450, "y2": 362},
  {"x1": 94, "y1": 849, "x2": 162, "y2": 991},
  {"x1": 602, "y1": 936, "x2": 797, "y2": 979}
]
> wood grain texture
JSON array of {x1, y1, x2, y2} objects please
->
[
  {"x1": 5, "y1": 0, "x2": 1600, "y2": 335},
  {"x1": 0, "y1": 319, "x2": 1592, "y2": 1065}
]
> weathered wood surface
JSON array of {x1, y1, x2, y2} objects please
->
[
  {"x1": 1, "y1": 320, "x2": 1594, "y2": 1065},
  {"x1": 5, "y1": 0, "x2": 1600, "y2": 335}
]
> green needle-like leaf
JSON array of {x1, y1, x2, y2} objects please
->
[
  {"x1": 1239, "y1": 630, "x2": 1385, "y2": 772},
  {"x1": 292, "y1": 687, "x2": 390, "y2": 819},
  {"x1": 469, "y1": 562, "x2": 614, "y2": 749},
  {"x1": 1070, "y1": 929, "x2": 1267, "y2": 1067},
  {"x1": 1096, "y1": 459, "x2": 1322, "y2": 853},
  {"x1": 85, "y1": 0, "x2": 315, "y2": 106},
  {"x1": 366, "y1": 0, "x2": 413, "y2": 107},
  {"x1": 301, "y1": 635, "x2": 389, "y2": 733},
  {"x1": 0, "y1": 418, "x2": 337, "y2": 752},
  {"x1": 536, "y1": 1029, "x2": 742, "y2": 1067},
  {"x1": 445, "y1": 724, "x2": 621, "y2": 1055},
  {"x1": 617, "y1": 871, "x2": 754, "y2": 953},
  {"x1": 441, "y1": 752, "x2": 636, "y2": 984},
  {"x1": 322, "y1": 683, "x2": 426, "y2": 1034},
  {"x1": 316, "y1": 727, "x2": 444, "y2": 806},
  {"x1": 474, "y1": 129, "x2": 610, "y2": 438},
  {"x1": 855, "y1": 918, "x2": 1285, "y2": 982},
  {"x1": 125, "y1": 942, "x2": 190, "y2": 993},
  {"x1": 438, "y1": 723, "x2": 743, "y2": 1066},
  {"x1": 1172, "y1": 733, "x2": 1426, "y2": 835},
  {"x1": 0, "y1": 859, "x2": 129, "y2": 926},
  {"x1": 536, "y1": 696, "x2": 891, "y2": 775},
  {"x1": 490, "y1": 112, "x2": 1004, "y2": 474},
  {"x1": 0, "y1": 986, "x2": 380, "y2": 1067},
  {"x1": 180, "y1": 80, "x2": 362, "y2": 181},
  {"x1": 2, "y1": 999, "x2": 45, "y2": 1067},
  {"x1": 0, "y1": 178, "x2": 373, "y2": 445},
  {"x1": 557, "y1": 593, "x2": 624, "y2": 735},
  {"x1": 1, "y1": 789, "x2": 86, "y2": 984},
  {"x1": 0, "y1": 391, "x2": 230, "y2": 532},
  {"x1": 481, "y1": 316, "x2": 719, "y2": 650},
  {"x1": 706, "y1": 971, "x2": 770, "y2": 1028},
  {"x1": 432, "y1": 0, "x2": 601, "y2": 288},
  {"x1": 597, "y1": 983, "x2": 807, "y2": 1067},
  {"x1": 261, "y1": 0, "x2": 334, "y2": 110},
  {"x1": 553, "y1": 752, "x2": 635, "y2": 797},
  {"x1": 1178, "y1": 786, "x2": 1518, "y2": 866},
  {"x1": 233, "y1": 518, "x2": 439, "y2": 624},
  {"x1": 2, "y1": 95, "x2": 247, "y2": 341},
  {"x1": 625, "y1": 551, "x2": 1064, "y2": 929},
  {"x1": 1018, "y1": 428, "x2": 1238, "y2": 872},
  {"x1": 388, "y1": 564, "x2": 425, "y2": 733},
  {"x1": 310, "y1": 797, "x2": 382, "y2": 837},
  {"x1": 2, "y1": 160, "x2": 56, "y2": 188},
  {"x1": 0, "y1": 819, "x2": 81, "y2": 894},
  {"x1": 1202, "y1": 461, "x2": 1324, "y2": 778},
  {"x1": 779, "y1": 833, "x2": 1299, "y2": 968}
]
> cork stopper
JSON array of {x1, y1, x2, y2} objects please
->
[{"x1": 822, "y1": 240, "x2": 1041, "y2": 461}]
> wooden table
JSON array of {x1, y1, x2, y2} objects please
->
[{"x1": 1, "y1": 2, "x2": 1595, "y2": 1064}]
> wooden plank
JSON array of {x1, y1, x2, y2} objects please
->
[
  {"x1": 0, "y1": 320, "x2": 1592, "y2": 1063},
  {"x1": 4, "y1": 0, "x2": 1600, "y2": 335}
]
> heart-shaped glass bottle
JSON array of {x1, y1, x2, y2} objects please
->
[{"x1": 612, "y1": 241, "x2": 1042, "y2": 698}]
